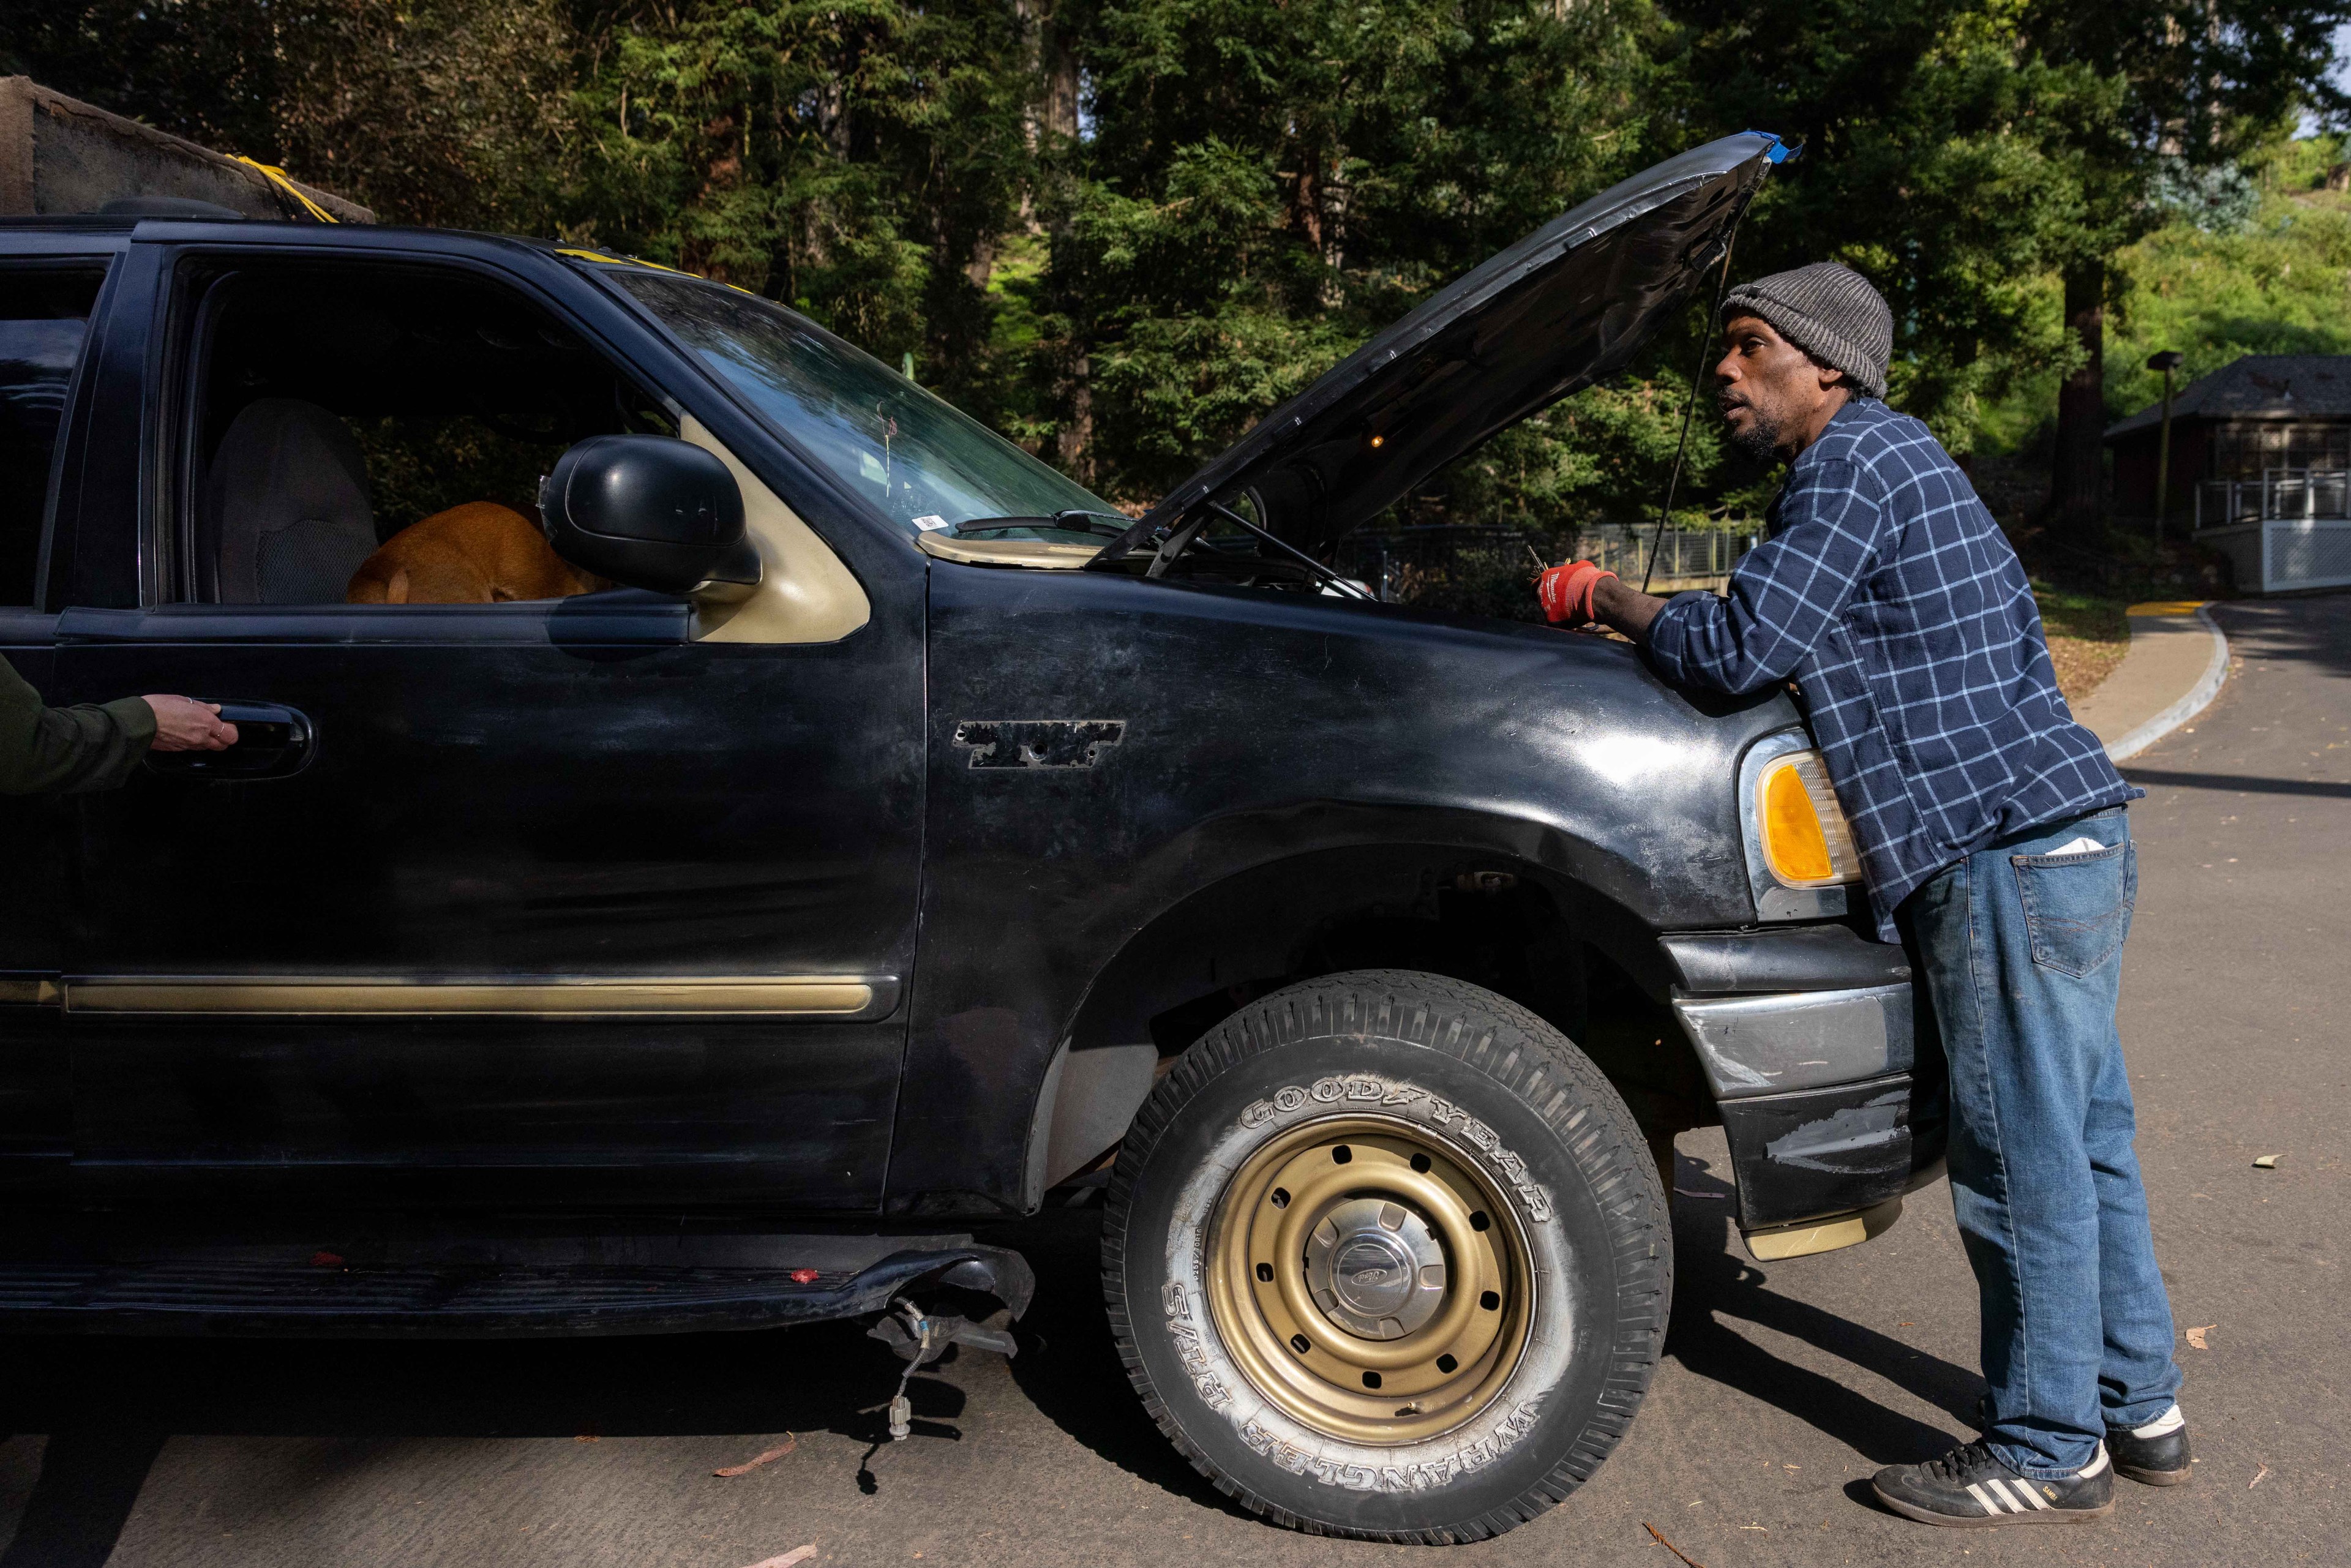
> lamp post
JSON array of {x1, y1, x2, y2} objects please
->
[{"x1": 2148, "y1": 350, "x2": 2184, "y2": 542}]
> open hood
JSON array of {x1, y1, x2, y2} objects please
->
[{"x1": 1138, "y1": 132, "x2": 1791, "y2": 554}]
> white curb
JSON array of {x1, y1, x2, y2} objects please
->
[{"x1": 2103, "y1": 606, "x2": 2229, "y2": 764}]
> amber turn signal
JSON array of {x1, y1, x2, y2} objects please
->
[{"x1": 1755, "y1": 751, "x2": 1861, "y2": 887}]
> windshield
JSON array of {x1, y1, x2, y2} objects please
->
[{"x1": 605, "y1": 269, "x2": 1116, "y2": 536}]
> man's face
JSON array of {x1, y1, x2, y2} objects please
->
[{"x1": 1715, "y1": 314, "x2": 1847, "y2": 463}]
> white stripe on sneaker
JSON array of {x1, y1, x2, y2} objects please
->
[
  {"x1": 1965, "y1": 1482, "x2": 2003, "y2": 1515},
  {"x1": 1984, "y1": 1478, "x2": 2026, "y2": 1512},
  {"x1": 2018, "y1": 1480, "x2": 2053, "y2": 1510},
  {"x1": 2132, "y1": 1404, "x2": 2185, "y2": 1439},
  {"x1": 2076, "y1": 1445, "x2": 2110, "y2": 1479}
]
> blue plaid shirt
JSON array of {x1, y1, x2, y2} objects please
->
[{"x1": 1646, "y1": 399, "x2": 2137, "y2": 939}]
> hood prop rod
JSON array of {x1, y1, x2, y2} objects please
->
[
  {"x1": 1202, "y1": 500, "x2": 1378, "y2": 599},
  {"x1": 1641, "y1": 212, "x2": 1745, "y2": 595}
]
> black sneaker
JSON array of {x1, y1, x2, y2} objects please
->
[
  {"x1": 2108, "y1": 1406, "x2": 2192, "y2": 1486},
  {"x1": 1872, "y1": 1439, "x2": 2115, "y2": 1527}
]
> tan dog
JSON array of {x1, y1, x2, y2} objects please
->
[{"x1": 347, "y1": 502, "x2": 604, "y2": 604}]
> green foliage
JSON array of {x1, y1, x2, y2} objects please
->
[
  {"x1": 2105, "y1": 156, "x2": 2351, "y2": 416},
  {"x1": 1969, "y1": 133, "x2": 2351, "y2": 447},
  {"x1": 351, "y1": 416, "x2": 566, "y2": 539},
  {"x1": 9, "y1": 0, "x2": 2350, "y2": 539}
]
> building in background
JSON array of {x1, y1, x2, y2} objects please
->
[{"x1": 2105, "y1": 354, "x2": 2351, "y2": 593}]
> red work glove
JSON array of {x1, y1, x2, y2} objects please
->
[{"x1": 1535, "y1": 560, "x2": 1617, "y2": 625}]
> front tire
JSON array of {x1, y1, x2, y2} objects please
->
[{"x1": 1103, "y1": 970, "x2": 1669, "y2": 1543}]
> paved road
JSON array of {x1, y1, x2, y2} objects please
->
[{"x1": 1, "y1": 596, "x2": 2343, "y2": 1568}]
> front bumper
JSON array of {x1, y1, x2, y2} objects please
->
[{"x1": 1662, "y1": 926, "x2": 1947, "y2": 1241}]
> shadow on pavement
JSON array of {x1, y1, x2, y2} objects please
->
[
  {"x1": 2121, "y1": 769, "x2": 2351, "y2": 798},
  {"x1": 1662, "y1": 1155, "x2": 1981, "y2": 1466},
  {"x1": 0, "y1": 1430, "x2": 165, "y2": 1568},
  {"x1": 0, "y1": 1307, "x2": 968, "y2": 1550},
  {"x1": 984, "y1": 1205, "x2": 1256, "y2": 1521},
  {"x1": 0, "y1": 1171, "x2": 1985, "y2": 1550},
  {"x1": 2207, "y1": 591, "x2": 2351, "y2": 683}
]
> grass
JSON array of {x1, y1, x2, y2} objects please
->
[{"x1": 2033, "y1": 580, "x2": 2132, "y2": 707}]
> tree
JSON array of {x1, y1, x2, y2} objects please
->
[{"x1": 1666, "y1": 0, "x2": 2351, "y2": 539}]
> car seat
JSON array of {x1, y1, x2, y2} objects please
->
[{"x1": 206, "y1": 398, "x2": 380, "y2": 604}]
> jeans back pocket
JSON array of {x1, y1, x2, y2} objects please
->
[{"x1": 2011, "y1": 840, "x2": 2135, "y2": 977}]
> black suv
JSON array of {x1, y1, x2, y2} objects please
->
[{"x1": 0, "y1": 132, "x2": 1935, "y2": 1542}]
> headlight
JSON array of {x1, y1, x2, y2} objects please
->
[{"x1": 1752, "y1": 748, "x2": 1861, "y2": 887}]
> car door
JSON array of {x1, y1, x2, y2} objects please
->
[
  {"x1": 0, "y1": 249, "x2": 118, "y2": 1196},
  {"x1": 50, "y1": 231, "x2": 927, "y2": 1212}
]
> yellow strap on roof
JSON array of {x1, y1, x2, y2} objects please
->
[{"x1": 232, "y1": 156, "x2": 337, "y2": 223}]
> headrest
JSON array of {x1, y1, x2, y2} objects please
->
[{"x1": 208, "y1": 398, "x2": 377, "y2": 604}]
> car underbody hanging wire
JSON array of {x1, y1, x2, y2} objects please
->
[{"x1": 1640, "y1": 214, "x2": 1743, "y2": 595}]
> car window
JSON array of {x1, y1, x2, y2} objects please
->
[
  {"x1": 177, "y1": 260, "x2": 676, "y2": 607},
  {"x1": 604, "y1": 268, "x2": 1117, "y2": 537},
  {"x1": 0, "y1": 264, "x2": 107, "y2": 606}
]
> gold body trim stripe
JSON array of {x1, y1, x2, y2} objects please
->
[{"x1": 63, "y1": 978, "x2": 884, "y2": 1018}]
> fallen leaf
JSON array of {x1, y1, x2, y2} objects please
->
[
  {"x1": 2186, "y1": 1324, "x2": 2216, "y2": 1350},
  {"x1": 714, "y1": 1436, "x2": 797, "y2": 1478},
  {"x1": 574, "y1": 1433, "x2": 598, "y2": 1444},
  {"x1": 740, "y1": 1548, "x2": 817, "y2": 1568},
  {"x1": 789, "y1": 1267, "x2": 821, "y2": 1284},
  {"x1": 1897, "y1": 1321, "x2": 1915, "y2": 1327},
  {"x1": 2249, "y1": 1464, "x2": 2270, "y2": 1490},
  {"x1": 2253, "y1": 1155, "x2": 2278, "y2": 1169}
]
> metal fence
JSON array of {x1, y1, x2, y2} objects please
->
[
  {"x1": 2192, "y1": 468, "x2": 2351, "y2": 594},
  {"x1": 2195, "y1": 470, "x2": 2351, "y2": 528},
  {"x1": 1338, "y1": 523, "x2": 1758, "y2": 609}
]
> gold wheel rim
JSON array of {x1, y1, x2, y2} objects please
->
[{"x1": 1204, "y1": 1114, "x2": 1535, "y2": 1446}]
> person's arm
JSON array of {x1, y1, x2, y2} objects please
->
[
  {"x1": 1639, "y1": 459, "x2": 1889, "y2": 695},
  {"x1": 0, "y1": 655, "x2": 234, "y2": 796},
  {"x1": 1589, "y1": 576, "x2": 1670, "y2": 641}
]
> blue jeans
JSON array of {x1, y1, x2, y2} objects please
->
[{"x1": 1902, "y1": 806, "x2": 2181, "y2": 1478}]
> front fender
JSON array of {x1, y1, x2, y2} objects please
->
[{"x1": 887, "y1": 563, "x2": 1801, "y2": 1215}]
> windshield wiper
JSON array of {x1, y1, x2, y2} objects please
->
[{"x1": 951, "y1": 510, "x2": 1132, "y2": 538}]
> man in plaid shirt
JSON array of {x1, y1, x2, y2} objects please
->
[{"x1": 1540, "y1": 263, "x2": 2188, "y2": 1528}]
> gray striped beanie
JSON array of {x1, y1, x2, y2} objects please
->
[{"x1": 1720, "y1": 262, "x2": 1892, "y2": 401}]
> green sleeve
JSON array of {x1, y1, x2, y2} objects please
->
[{"x1": 0, "y1": 655, "x2": 156, "y2": 795}]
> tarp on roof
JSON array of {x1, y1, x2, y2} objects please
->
[{"x1": 0, "y1": 77, "x2": 371, "y2": 223}]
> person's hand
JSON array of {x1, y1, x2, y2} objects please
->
[
  {"x1": 143, "y1": 696, "x2": 238, "y2": 752},
  {"x1": 1535, "y1": 560, "x2": 1618, "y2": 625}
]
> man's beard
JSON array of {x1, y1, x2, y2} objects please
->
[{"x1": 1723, "y1": 400, "x2": 1785, "y2": 464}]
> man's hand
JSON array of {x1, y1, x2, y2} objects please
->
[
  {"x1": 1535, "y1": 560, "x2": 1618, "y2": 625},
  {"x1": 143, "y1": 696, "x2": 238, "y2": 752},
  {"x1": 1532, "y1": 560, "x2": 1672, "y2": 643}
]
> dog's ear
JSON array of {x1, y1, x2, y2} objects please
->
[{"x1": 385, "y1": 567, "x2": 410, "y2": 604}]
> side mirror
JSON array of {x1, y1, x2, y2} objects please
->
[{"x1": 539, "y1": 435, "x2": 759, "y2": 598}]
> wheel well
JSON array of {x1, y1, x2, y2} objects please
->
[{"x1": 1064, "y1": 846, "x2": 1714, "y2": 1146}]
